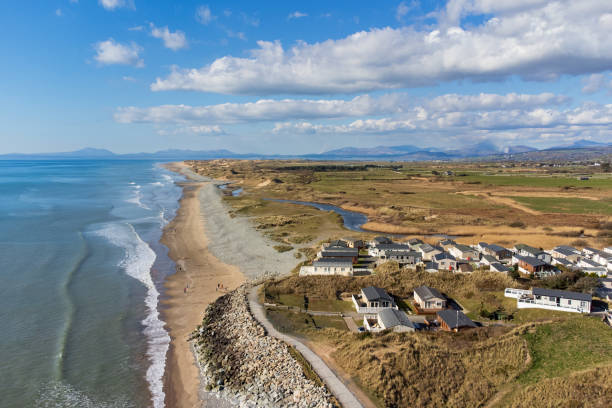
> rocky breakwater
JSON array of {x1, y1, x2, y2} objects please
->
[{"x1": 191, "y1": 284, "x2": 335, "y2": 407}]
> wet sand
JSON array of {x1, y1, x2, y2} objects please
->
[{"x1": 161, "y1": 163, "x2": 244, "y2": 408}]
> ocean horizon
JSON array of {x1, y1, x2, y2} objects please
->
[{"x1": 0, "y1": 160, "x2": 183, "y2": 408}]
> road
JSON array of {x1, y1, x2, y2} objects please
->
[{"x1": 247, "y1": 286, "x2": 365, "y2": 408}]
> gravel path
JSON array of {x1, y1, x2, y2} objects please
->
[{"x1": 248, "y1": 286, "x2": 365, "y2": 408}]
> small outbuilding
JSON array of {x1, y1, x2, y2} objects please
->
[{"x1": 437, "y1": 310, "x2": 477, "y2": 332}]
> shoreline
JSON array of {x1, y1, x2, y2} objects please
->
[{"x1": 160, "y1": 162, "x2": 245, "y2": 408}]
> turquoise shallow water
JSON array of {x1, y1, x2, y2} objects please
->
[{"x1": 0, "y1": 160, "x2": 183, "y2": 408}]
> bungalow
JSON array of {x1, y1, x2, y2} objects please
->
[
  {"x1": 317, "y1": 246, "x2": 359, "y2": 263},
  {"x1": 516, "y1": 255, "x2": 555, "y2": 277},
  {"x1": 477, "y1": 242, "x2": 490, "y2": 253},
  {"x1": 551, "y1": 246, "x2": 581, "y2": 263},
  {"x1": 512, "y1": 287, "x2": 592, "y2": 313},
  {"x1": 593, "y1": 251, "x2": 612, "y2": 267},
  {"x1": 322, "y1": 240, "x2": 348, "y2": 249},
  {"x1": 479, "y1": 254, "x2": 498, "y2": 266},
  {"x1": 433, "y1": 252, "x2": 457, "y2": 271},
  {"x1": 437, "y1": 310, "x2": 476, "y2": 332},
  {"x1": 482, "y1": 244, "x2": 512, "y2": 260},
  {"x1": 551, "y1": 257, "x2": 574, "y2": 268},
  {"x1": 579, "y1": 258, "x2": 601, "y2": 269},
  {"x1": 368, "y1": 243, "x2": 411, "y2": 257},
  {"x1": 448, "y1": 244, "x2": 479, "y2": 261},
  {"x1": 352, "y1": 286, "x2": 398, "y2": 314},
  {"x1": 377, "y1": 249, "x2": 422, "y2": 267},
  {"x1": 364, "y1": 309, "x2": 416, "y2": 333},
  {"x1": 413, "y1": 286, "x2": 447, "y2": 311},
  {"x1": 582, "y1": 247, "x2": 600, "y2": 258},
  {"x1": 418, "y1": 243, "x2": 442, "y2": 261},
  {"x1": 604, "y1": 247, "x2": 612, "y2": 255},
  {"x1": 514, "y1": 244, "x2": 552, "y2": 264},
  {"x1": 490, "y1": 263, "x2": 511, "y2": 273},
  {"x1": 301, "y1": 258, "x2": 354, "y2": 276}
]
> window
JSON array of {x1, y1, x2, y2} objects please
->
[{"x1": 567, "y1": 299, "x2": 572, "y2": 305}]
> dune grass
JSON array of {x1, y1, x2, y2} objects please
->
[{"x1": 510, "y1": 196, "x2": 612, "y2": 215}]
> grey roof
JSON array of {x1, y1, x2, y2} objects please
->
[
  {"x1": 375, "y1": 243, "x2": 411, "y2": 251},
  {"x1": 424, "y1": 262, "x2": 439, "y2": 270},
  {"x1": 515, "y1": 244, "x2": 542, "y2": 255},
  {"x1": 362, "y1": 286, "x2": 393, "y2": 302},
  {"x1": 328, "y1": 240, "x2": 348, "y2": 247},
  {"x1": 437, "y1": 310, "x2": 476, "y2": 329},
  {"x1": 373, "y1": 236, "x2": 393, "y2": 244},
  {"x1": 320, "y1": 249, "x2": 358, "y2": 258},
  {"x1": 532, "y1": 287, "x2": 592, "y2": 302},
  {"x1": 414, "y1": 286, "x2": 445, "y2": 301},
  {"x1": 554, "y1": 247, "x2": 579, "y2": 257},
  {"x1": 555, "y1": 245, "x2": 579, "y2": 253},
  {"x1": 481, "y1": 254, "x2": 497, "y2": 263},
  {"x1": 517, "y1": 255, "x2": 546, "y2": 267},
  {"x1": 313, "y1": 258, "x2": 353, "y2": 267},
  {"x1": 378, "y1": 309, "x2": 415, "y2": 329},
  {"x1": 581, "y1": 259, "x2": 600, "y2": 267},
  {"x1": 419, "y1": 243, "x2": 436, "y2": 253},
  {"x1": 490, "y1": 263, "x2": 510, "y2": 272},
  {"x1": 433, "y1": 252, "x2": 456, "y2": 261},
  {"x1": 408, "y1": 238, "x2": 424, "y2": 245},
  {"x1": 439, "y1": 239, "x2": 456, "y2": 246},
  {"x1": 383, "y1": 250, "x2": 421, "y2": 257},
  {"x1": 487, "y1": 244, "x2": 508, "y2": 253},
  {"x1": 554, "y1": 257, "x2": 572, "y2": 266}
]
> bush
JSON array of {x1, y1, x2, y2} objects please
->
[{"x1": 509, "y1": 221, "x2": 526, "y2": 228}]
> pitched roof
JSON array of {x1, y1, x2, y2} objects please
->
[
  {"x1": 378, "y1": 309, "x2": 415, "y2": 329},
  {"x1": 453, "y1": 244, "x2": 475, "y2": 252},
  {"x1": 375, "y1": 243, "x2": 411, "y2": 251},
  {"x1": 414, "y1": 285, "x2": 445, "y2": 301},
  {"x1": 554, "y1": 247, "x2": 579, "y2": 256},
  {"x1": 434, "y1": 252, "x2": 456, "y2": 261},
  {"x1": 487, "y1": 244, "x2": 508, "y2": 253},
  {"x1": 515, "y1": 244, "x2": 542, "y2": 255},
  {"x1": 490, "y1": 263, "x2": 510, "y2": 272},
  {"x1": 373, "y1": 236, "x2": 393, "y2": 244},
  {"x1": 320, "y1": 249, "x2": 358, "y2": 258},
  {"x1": 518, "y1": 255, "x2": 546, "y2": 267},
  {"x1": 437, "y1": 310, "x2": 476, "y2": 329},
  {"x1": 424, "y1": 262, "x2": 439, "y2": 270},
  {"x1": 328, "y1": 240, "x2": 348, "y2": 247},
  {"x1": 532, "y1": 287, "x2": 592, "y2": 302},
  {"x1": 362, "y1": 286, "x2": 393, "y2": 302},
  {"x1": 313, "y1": 258, "x2": 353, "y2": 267},
  {"x1": 481, "y1": 254, "x2": 497, "y2": 263}
]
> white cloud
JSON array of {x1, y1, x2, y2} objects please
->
[
  {"x1": 55, "y1": 8, "x2": 62, "y2": 17},
  {"x1": 196, "y1": 5, "x2": 214, "y2": 25},
  {"x1": 288, "y1": 11, "x2": 308, "y2": 20},
  {"x1": 150, "y1": 24, "x2": 188, "y2": 51},
  {"x1": 93, "y1": 39, "x2": 143, "y2": 67},
  {"x1": 99, "y1": 0, "x2": 133, "y2": 11},
  {"x1": 114, "y1": 92, "x2": 567, "y2": 125},
  {"x1": 122, "y1": 76, "x2": 136, "y2": 81},
  {"x1": 581, "y1": 74, "x2": 606, "y2": 94},
  {"x1": 158, "y1": 125, "x2": 224, "y2": 136},
  {"x1": 151, "y1": 1, "x2": 612, "y2": 95},
  {"x1": 396, "y1": 1, "x2": 417, "y2": 21}
]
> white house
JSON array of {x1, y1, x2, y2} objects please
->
[
  {"x1": 506, "y1": 287, "x2": 592, "y2": 313},
  {"x1": 480, "y1": 254, "x2": 498, "y2": 266},
  {"x1": 363, "y1": 309, "x2": 416, "y2": 333},
  {"x1": 581, "y1": 266, "x2": 608, "y2": 277},
  {"x1": 418, "y1": 244, "x2": 442, "y2": 261},
  {"x1": 300, "y1": 258, "x2": 354, "y2": 276},
  {"x1": 448, "y1": 244, "x2": 479, "y2": 261},
  {"x1": 368, "y1": 243, "x2": 411, "y2": 257},
  {"x1": 413, "y1": 286, "x2": 447, "y2": 311},
  {"x1": 433, "y1": 252, "x2": 457, "y2": 271},
  {"x1": 579, "y1": 258, "x2": 601, "y2": 268},
  {"x1": 352, "y1": 286, "x2": 398, "y2": 314},
  {"x1": 551, "y1": 246, "x2": 581, "y2": 263},
  {"x1": 514, "y1": 244, "x2": 552, "y2": 264}
]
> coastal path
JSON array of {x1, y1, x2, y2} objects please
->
[
  {"x1": 343, "y1": 316, "x2": 359, "y2": 333},
  {"x1": 248, "y1": 286, "x2": 365, "y2": 408}
]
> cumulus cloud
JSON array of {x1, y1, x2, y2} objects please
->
[
  {"x1": 93, "y1": 39, "x2": 143, "y2": 67},
  {"x1": 99, "y1": 0, "x2": 133, "y2": 11},
  {"x1": 115, "y1": 92, "x2": 567, "y2": 125},
  {"x1": 151, "y1": 1, "x2": 612, "y2": 95},
  {"x1": 150, "y1": 24, "x2": 188, "y2": 51},
  {"x1": 196, "y1": 5, "x2": 214, "y2": 25},
  {"x1": 396, "y1": 1, "x2": 417, "y2": 21}
]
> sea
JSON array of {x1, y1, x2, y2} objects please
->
[{"x1": 0, "y1": 160, "x2": 184, "y2": 408}]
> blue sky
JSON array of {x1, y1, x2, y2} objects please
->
[{"x1": 1, "y1": 0, "x2": 611, "y2": 154}]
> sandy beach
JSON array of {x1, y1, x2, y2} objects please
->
[
  {"x1": 160, "y1": 164, "x2": 244, "y2": 408},
  {"x1": 160, "y1": 161, "x2": 300, "y2": 407}
]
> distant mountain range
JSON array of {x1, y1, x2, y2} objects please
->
[{"x1": 1, "y1": 139, "x2": 610, "y2": 162}]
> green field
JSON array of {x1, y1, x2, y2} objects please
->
[
  {"x1": 518, "y1": 317, "x2": 612, "y2": 384},
  {"x1": 455, "y1": 174, "x2": 612, "y2": 189},
  {"x1": 510, "y1": 196, "x2": 612, "y2": 215},
  {"x1": 274, "y1": 294, "x2": 354, "y2": 313}
]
